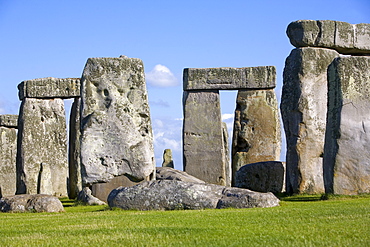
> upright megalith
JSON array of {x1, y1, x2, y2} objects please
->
[
  {"x1": 162, "y1": 149, "x2": 174, "y2": 168},
  {"x1": 324, "y1": 56, "x2": 370, "y2": 195},
  {"x1": 80, "y1": 56, "x2": 155, "y2": 186},
  {"x1": 0, "y1": 115, "x2": 18, "y2": 196},
  {"x1": 232, "y1": 89, "x2": 281, "y2": 184},
  {"x1": 183, "y1": 90, "x2": 228, "y2": 185},
  {"x1": 16, "y1": 98, "x2": 68, "y2": 196},
  {"x1": 281, "y1": 47, "x2": 339, "y2": 194}
]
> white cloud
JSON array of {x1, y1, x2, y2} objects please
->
[
  {"x1": 222, "y1": 113, "x2": 234, "y2": 121},
  {"x1": 146, "y1": 64, "x2": 178, "y2": 87}
]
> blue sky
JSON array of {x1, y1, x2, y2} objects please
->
[{"x1": 1, "y1": 0, "x2": 369, "y2": 170}]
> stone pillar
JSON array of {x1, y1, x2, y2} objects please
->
[
  {"x1": 232, "y1": 89, "x2": 281, "y2": 185},
  {"x1": 183, "y1": 90, "x2": 228, "y2": 185},
  {"x1": 68, "y1": 98, "x2": 81, "y2": 199},
  {"x1": 0, "y1": 115, "x2": 18, "y2": 196},
  {"x1": 16, "y1": 98, "x2": 68, "y2": 196},
  {"x1": 324, "y1": 56, "x2": 370, "y2": 195},
  {"x1": 162, "y1": 149, "x2": 174, "y2": 168},
  {"x1": 80, "y1": 56, "x2": 155, "y2": 187},
  {"x1": 221, "y1": 122, "x2": 231, "y2": 187},
  {"x1": 281, "y1": 47, "x2": 339, "y2": 194}
]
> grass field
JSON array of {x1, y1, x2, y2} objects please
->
[{"x1": 0, "y1": 195, "x2": 369, "y2": 246}]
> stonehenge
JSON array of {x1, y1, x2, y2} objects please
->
[{"x1": 0, "y1": 20, "x2": 369, "y2": 205}]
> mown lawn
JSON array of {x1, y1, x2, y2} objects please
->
[{"x1": 0, "y1": 195, "x2": 369, "y2": 246}]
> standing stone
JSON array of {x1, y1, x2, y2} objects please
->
[
  {"x1": 324, "y1": 56, "x2": 370, "y2": 195},
  {"x1": 222, "y1": 122, "x2": 231, "y2": 187},
  {"x1": 37, "y1": 163, "x2": 53, "y2": 195},
  {"x1": 232, "y1": 89, "x2": 281, "y2": 185},
  {"x1": 281, "y1": 47, "x2": 339, "y2": 194},
  {"x1": 68, "y1": 98, "x2": 81, "y2": 199},
  {"x1": 80, "y1": 56, "x2": 155, "y2": 185},
  {"x1": 162, "y1": 149, "x2": 174, "y2": 168},
  {"x1": 0, "y1": 115, "x2": 18, "y2": 196},
  {"x1": 16, "y1": 98, "x2": 68, "y2": 197},
  {"x1": 183, "y1": 90, "x2": 228, "y2": 185}
]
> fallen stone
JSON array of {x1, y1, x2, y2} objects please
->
[
  {"x1": 18, "y1": 77, "x2": 80, "y2": 100},
  {"x1": 108, "y1": 180, "x2": 280, "y2": 210},
  {"x1": 0, "y1": 126, "x2": 17, "y2": 196},
  {"x1": 183, "y1": 90, "x2": 229, "y2": 185},
  {"x1": 281, "y1": 47, "x2": 339, "y2": 194},
  {"x1": 232, "y1": 89, "x2": 281, "y2": 184},
  {"x1": 80, "y1": 56, "x2": 155, "y2": 185},
  {"x1": 16, "y1": 98, "x2": 68, "y2": 197},
  {"x1": 156, "y1": 167, "x2": 206, "y2": 183},
  {"x1": 161, "y1": 149, "x2": 174, "y2": 168},
  {"x1": 183, "y1": 66, "x2": 276, "y2": 91},
  {"x1": 0, "y1": 194, "x2": 64, "y2": 213},
  {"x1": 76, "y1": 187, "x2": 106, "y2": 205},
  {"x1": 324, "y1": 56, "x2": 370, "y2": 195},
  {"x1": 287, "y1": 20, "x2": 370, "y2": 55},
  {"x1": 234, "y1": 161, "x2": 285, "y2": 194},
  {"x1": 0, "y1": 114, "x2": 18, "y2": 128}
]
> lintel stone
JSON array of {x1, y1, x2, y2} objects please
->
[
  {"x1": 183, "y1": 66, "x2": 276, "y2": 91},
  {"x1": 18, "y1": 77, "x2": 80, "y2": 100},
  {"x1": 0, "y1": 115, "x2": 18, "y2": 128}
]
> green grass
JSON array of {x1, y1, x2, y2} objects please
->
[{"x1": 0, "y1": 196, "x2": 369, "y2": 246}]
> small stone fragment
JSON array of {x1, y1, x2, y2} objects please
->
[{"x1": 161, "y1": 149, "x2": 174, "y2": 168}]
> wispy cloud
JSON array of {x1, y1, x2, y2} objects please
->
[
  {"x1": 149, "y1": 99, "x2": 170, "y2": 108},
  {"x1": 222, "y1": 113, "x2": 234, "y2": 121},
  {"x1": 146, "y1": 64, "x2": 178, "y2": 87}
]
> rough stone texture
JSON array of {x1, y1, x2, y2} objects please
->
[
  {"x1": 16, "y1": 98, "x2": 68, "y2": 197},
  {"x1": 162, "y1": 149, "x2": 174, "y2": 168},
  {"x1": 80, "y1": 56, "x2": 155, "y2": 185},
  {"x1": 156, "y1": 167, "x2": 206, "y2": 183},
  {"x1": 91, "y1": 175, "x2": 139, "y2": 202},
  {"x1": 232, "y1": 89, "x2": 281, "y2": 185},
  {"x1": 281, "y1": 47, "x2": 339, "y2": 194},
  {"x1": 0, "y1": 126, "x2": 17, "y2": 196},
  {"x1": 183, "y1": 66, "x2": 276, "y2": 91},
  {"x1": 0, "y1": 114, "x2": 18, "y2": 128},
  {"x1": 108, "y1": 180, "x2": 280, "y2": 210},
  {"x1": 68, "y1": 98, "x2": 81, "y2": 199},
  {"x1": 18, "y1": 77, "x2": 80, "y2": 100},
  {"x1": 76, "y1": 187, "x2": 106, "y2": 205},
  {"x1": 287, "y1": 20, "x2": 370, "y2": 55},
  {"x1": 222, "y1": 122, "x2": 231, "y2": 187},
  {"x1": 0, "y1": 194, "x2": 64, "y2": 213},
  {"x1": 183, "y1": 90, "x2": 228, "y2": 185},
  {"x1": 324, "y1": 56, "x2": 370, "y2": 195},
  {"x1": 234, "y1": 161, "x2": 285, "y2": 194},
  {"x1": 37, "y1": 163, "x2": 53, "y2": 195}
]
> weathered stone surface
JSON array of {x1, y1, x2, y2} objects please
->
[
  {"x1": 183, "y1": 66, "x2": 276, "y2": 91},
  {"x1": 80, "y1": 56, "x2": 155, "y2": 185},
  {"x1": 281, "y1": 47, "x2": 339, "y2": 194},
  {"x1": 324, "y1": 56, "x2": 370, "y2": 195},
  {"x1": 161, "y1": 149, "x2": 174, "y2": 168},
  {"x1": 287, "y1": 20, "x2": 370, "y2": 55},
  {"x1": 68, "y1": 98, "x2": 81, "y2": 199},
  {"x1": 183, "y1": 90, "x2": 228, "y2": 185},
  {"x1": 108, "y1": 180, "x2": 280, "y2": 210},
  {"x1": 76, "y1": 187, "x2": 106, "y2": 205},
  {"x1": 232, "y1": 89, "x2": 281, "y2": 185},
  {"x1": 0, "y1": 194, "x2": 64, "y2": 213},
  {"x1": 156, "y1": 167, "x2": 205, "y2": 183},
  {"x1": 0, "y1": 126, "x2": 17, "y2": 196},
  {"x1": 18, "y1": 77, "x2": 80, "y2": 100},
  {"x1": 222, "y1": 122, "x2": 231, "y2": 187},
  {"x1": 38, "y1": 163, "x2": 53, "y2": 195},
  {"x1": 0, "y1": 114, "x2": 18, "y2": 128},
  {"x1": 16, "y1": 98, "x2": 68, "y2": 197},
  {"x1": 235, "y1": 161, "x2": 285, "y2": 194}
]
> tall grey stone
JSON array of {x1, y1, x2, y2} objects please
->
[
  {"x1": 281, "y1": 47, "x2": 339, "y2": 194},
  {"x1": 162, "y1": 149, "x2": 174, "y2": 168},
  {"x1": 18, "y1": 77, "x2": 80, "y2": 100},
  {"x1": 0, "y1": 115, "x2": 18, "y2": 196},
  {"x1": 232, "y1": 89, "x2": 281, "y2": 185},
  {"x1": 324, "y1": 56, "x2": 370, "y2": 195},
  {"x1": 183, "y1": 90, "x2": 229, "y2": 185},
  {"x1": 183, "y1": 66, "x2": 276, "y2": 91},
  {"x1": 68, "y1": 98, "x2": 81, "y2": 199},
  {"x1": 80, "y1": 56, "x2": 155, "y2": 185},
  {"x1": 16, "y1": 98, "x2": 68, "y2": 197},
  {"x1": 287, "y1": 20, "x2": 370, "y2": 55},
  {"x1": 221, "y1": 122, "x2": 231, "y2": 187}
]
